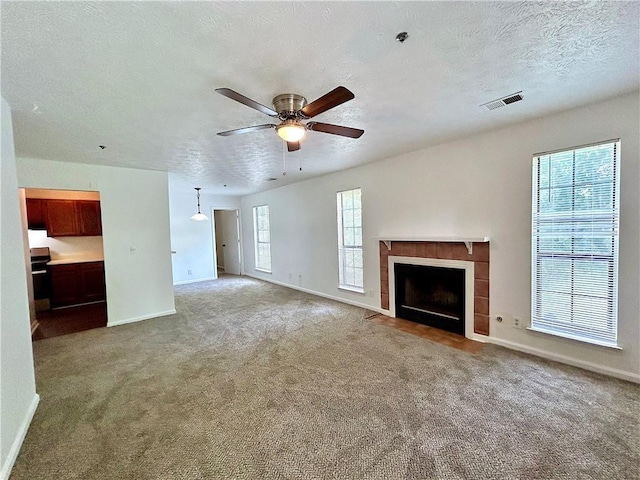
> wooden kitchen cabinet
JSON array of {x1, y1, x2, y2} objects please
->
[
  {"x1": 49, "y1": 263, "x2": 81, "y2": 307},
  {"x1": 79, "y1": 261, "x2": 106, "y2": 302},
  {"x1": 46, "y1": 200, "x2": 78, "y2": 236},
  {"x1": 33, "y1": 199, "x2": 102, "y2": 237},
  {"x1": 76, "y1": 201, "x2": 102, "y2": 236},
  {"x1": 50, "y1": 261, "x2": 106, "y2": 308},
  {"x1": 26, "y1": 198, "x2": 47, "y2": 229}
]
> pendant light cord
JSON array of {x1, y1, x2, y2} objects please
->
[{"x1": 195, "y1": 187, "x2": 202, "y2": 213}]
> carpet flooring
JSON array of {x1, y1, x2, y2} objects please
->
[{"x1": 11, "y1": 275, "x2": 640, "y2": 479}]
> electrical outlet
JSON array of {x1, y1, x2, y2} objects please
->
[
  {"x1": 288, "y1": 273, "x2": 292, "y2": 279},
  {"x1": 188, "y1": 269, "x2": 192, "y2": 276},
  {"x1": 513, "y1": 316, "x2": 522, "y2": 329}
]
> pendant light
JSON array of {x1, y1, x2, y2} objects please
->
[{"x1": 190, "y1": 187, "x2": 209, "y2": 221}]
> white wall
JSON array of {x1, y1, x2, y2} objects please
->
[
  {"x1": 240, "y1": 91, "x2": 640, "y2": 382},
  {"x1": 16, "y1": 158, "x2": 176, "y2": 327},
  {"x1": 0, "y1": 98, "x2": 38, "y2": 479},
  {"x1": 168, "y1": 174, "x2": 240, "y2": 284}
]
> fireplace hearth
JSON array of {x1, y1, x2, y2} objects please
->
[{"x1": 395, "y1": 263, "x2": 465, "y2": 335}]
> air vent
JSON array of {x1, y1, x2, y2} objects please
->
[
  {"x1": 480, "y1": 91, "x2": 523, "y2": 111},
  {"x1": 266, "y1": 177, "x2": 278, "y2": 182}
]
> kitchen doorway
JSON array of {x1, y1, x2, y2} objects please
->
[
  {"x1": 212, "y1": 209, "x2": 242, "y2": 277},
  {"x1": 21, "y1": 188, "x2": 108, "y2": 340}
]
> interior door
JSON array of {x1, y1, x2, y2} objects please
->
[{"x1": 220, "y1": 210, "x2": 241, "y2": 275}]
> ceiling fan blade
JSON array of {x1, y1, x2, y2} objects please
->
[
  {"x1": 300, "y1": 86, "x2": 355, "y2": 118},
  {"x1": 215, "y1": 88, "x2": 278, "y2": 117},
  {"x1": 217, "y1": 124, "x2": 276, "y2": 136},
  {"x1": 287, "y1": 141, "x2": 300, "y2": 152},
  {"x1": 306, "y1": 122, "x2": 364, "y2": 139}
]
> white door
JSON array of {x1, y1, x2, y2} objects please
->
[{"x1": 220, "y1": 210, "x2": 241, "y2": 275}]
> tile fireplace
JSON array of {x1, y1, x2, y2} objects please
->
[{"x1": 379, "y1": 240, "x2": 490, "y2": 337}]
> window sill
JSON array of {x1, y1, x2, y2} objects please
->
[
  {"x1": 526, "y1": 326, "x2": 622, "y2": 350},
  {"x1": 255, "y1": 268, "x2": 272, "y2": 274},
  {"x1": 338, "y1": 285, "x2": 365, "y2": 295}
]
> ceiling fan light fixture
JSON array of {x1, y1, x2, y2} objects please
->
[{"x1": 276, "y1": 120, "x2": 306, "y2": 142}]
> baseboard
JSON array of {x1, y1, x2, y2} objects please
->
[
  {"x1": 107, "y1": 309, "x2": 177, "y2": 327},
  {"x1": 244, "y1": 274, "x2": 388, "y2": 315},
  {"x1": 1, "y1": 394, "x2": 40, "y2": 480},
  {"x1": 488, "y1": 337, "x2": 640, "y2": 383},
  {"x1": 173, "y1": 277, "x2": 216, "y2": 286}
]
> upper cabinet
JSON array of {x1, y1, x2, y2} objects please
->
[
  {"x1": 46, "y1": 200, "x2": 78, "y2": 236},
  {"x1": 76, "y1": 201, "x2": 102, "y2": 236},
  {"x1": 27, "y1": 198, "x2": 102, "y2": 237},
  {"x1": 26, "y1": 198, "x2": 47, "y2": 230}
]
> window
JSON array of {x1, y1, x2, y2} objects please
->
[
  {"x1": 253, "y1": 205, "x2": 271, "y2": 273},
  {"x1": 531, "y1": 140, "x2": 620, "y2": 347},
  {"x1": 337, "y1": 188, "x2": 363, "y2": 292}
]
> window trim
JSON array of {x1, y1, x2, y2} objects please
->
[
  {"x1": 337, "y1": 188, "x2": 364, "y2": 293},
  {"x1": 531, "y1": 139, "x2": 620, "y2": 348},
  {"x1": 338, "y1": 284, "x2": 365, "y2": 295},
  {"x1": 253, "y1": 204, "x2": 272, "y2": 274},
  {"x1": 526, "y1": 325, "x2": 622, "y2": 350}
]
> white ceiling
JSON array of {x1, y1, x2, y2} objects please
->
[{"x1": 2, "y1": 1, "x2": 638, "y2": 195}]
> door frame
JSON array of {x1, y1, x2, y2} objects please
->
[{"x1": 210, "y1": 207, "x2": 243, "y2": 278}]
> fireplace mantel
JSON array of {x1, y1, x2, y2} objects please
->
[{"x1": 376, "y1": 236, "x2": 490, "y2": 255}]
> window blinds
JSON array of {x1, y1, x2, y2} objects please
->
[{"x1": 531, "y1": 140, "x2": 620, "y2": 346}]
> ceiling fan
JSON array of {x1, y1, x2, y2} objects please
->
[{"x1": 215, "y1": 86, "x2": 364, "y2": 152}]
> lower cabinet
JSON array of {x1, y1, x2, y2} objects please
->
[{"x1": 50, "y1": 261, "x2": 106, "y2": 308}]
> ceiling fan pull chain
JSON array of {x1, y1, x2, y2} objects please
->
[{"x1": 282, "y1": 140, "x2": 287, "y2": 176}]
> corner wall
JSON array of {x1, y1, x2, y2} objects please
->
[
  {"x1": 240, "y1": 91, "x2": 640, "y2": 382},
  {"x1": 16, "y1": 158, "x2": 176, "y2": 327},
  {"x1": 0, "y1": 98, "x2": 38, "y2": 479}
]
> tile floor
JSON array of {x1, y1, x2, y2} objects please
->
[{"x1": 366, "y1": 313, "x2": 484, "y2": 354}]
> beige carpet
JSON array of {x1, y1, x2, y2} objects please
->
[{"x1": 11, "y1": 275, "x2": 640, "y2": 479}]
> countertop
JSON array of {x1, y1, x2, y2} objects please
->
[{"x1": 47, "y1": 256, "x2": 104, "y2": 266}]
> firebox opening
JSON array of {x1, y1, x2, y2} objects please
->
[{"x1": 394, "y1": 263, "x2": 465, "y2": 335}]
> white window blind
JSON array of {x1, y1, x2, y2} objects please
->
[
  {"x1": 531, "y1": 140, "x2": 620, "y2": 347},
  {"x1": 253, "y1": 205, "x2": 271, "y2": 273},
  {"x1": 337, "y1": 188, "x2": 363, "y2": 291}
]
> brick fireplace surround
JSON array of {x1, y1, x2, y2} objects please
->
[{"x1": 379, "y1": 241, "x2": 490, "y2": 336}]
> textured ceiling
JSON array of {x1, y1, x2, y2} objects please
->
[{"x1": 1, "y1": 1, "x2": 638, "y2": 195}]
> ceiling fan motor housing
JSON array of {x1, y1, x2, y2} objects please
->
[{"x1": 273, "y1": 94, "x2": 307, "y2": 119}]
